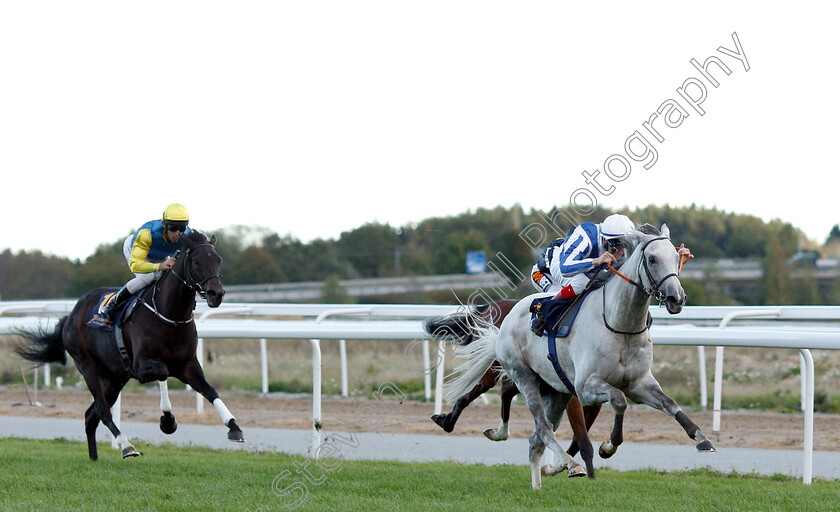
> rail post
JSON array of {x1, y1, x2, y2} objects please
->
[
  {"x1": 712, "y1": 309, "x2": 781, "y2": 434},
  {"x1": 309, "y1": 307, "x2": 373, "y2": 457}
]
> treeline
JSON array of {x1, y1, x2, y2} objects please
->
[{"x1": 1, "y1": 204, "x2": 838, "y2": 305}]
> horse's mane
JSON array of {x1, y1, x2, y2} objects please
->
[
  {"x1": 637, "y1": 223, "x2": 660, "y2": 236},
  {"x1": 624, "y1": 223, "x2": 663, "y2": 254},
  {"x1": 182, "y1": 230, "x2": 208, "y2": 248}
]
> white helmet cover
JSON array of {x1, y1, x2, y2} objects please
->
[{"x1": 600, "y1": 214, "x2": 635, "y2": 239}]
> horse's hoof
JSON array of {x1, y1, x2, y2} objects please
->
[
  {"x1": 696, "y1": 440, "x2": 717, "y2": 452},
  {"x1": 482, "y1": 428, "x2": 507, "y2": 442},
  {"x1": 568, "y1": 465, "x2": 587, "y2": 478},
  {"x1": 228, "y1": 430, "x2": 245, "y2": 443},
  {"x1": 599, "y1": 441, "x2": 617, "y2": 459},
  {"x1": 430, "y1": 414, "x2": 454, "y2": 433},
  {"x1": 121, "y1": 446, "x2": 140, "y2": 458},
  {"x1": 160, "y1": 413, "x2": 178, "y2": 435}
]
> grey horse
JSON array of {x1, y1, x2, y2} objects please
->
[{"x1": 444, "y1": 224, "x2": 715, "y2": 489}]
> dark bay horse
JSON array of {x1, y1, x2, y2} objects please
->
[
  {"x1": 424, "y1": 300, "x2": 602, "y2": 478},
  {"x1": 15, "y1": 231, "x2": 244, "y2": 460}
]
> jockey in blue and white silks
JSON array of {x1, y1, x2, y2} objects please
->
[
  {"x1": 531, "y1": 214, "x2": 636, "y2": 299},
  {"x1": 99, "y1": 203, "x2": 191, "y2": 318}
]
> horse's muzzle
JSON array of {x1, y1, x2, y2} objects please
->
[
  {"x1": 205, "y1": 287, "x2": 225, "y2": 308},
  {"x1": 663, "y1": 282, "x2": 686, "y2": 315}
]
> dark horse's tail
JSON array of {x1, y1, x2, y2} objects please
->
[
  {"x1": 423, "y1": 304, "x2": 495, "y2": 345},
  {"x1": 14, "y1": 316, "x2": 69, "y2": 366}
]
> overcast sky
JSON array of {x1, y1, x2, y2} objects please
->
[{"x1": 2, "y1": 2, "x2": 837, "y2": 261}]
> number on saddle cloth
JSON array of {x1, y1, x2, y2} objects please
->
[{"x1": 86, "y1": 289, "x2": 144, "y2": 331}]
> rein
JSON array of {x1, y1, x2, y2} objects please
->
[
  {"x1": 141, "y1": 242, "x2": 221, "y2": 326},
  {"x1": 602, "y1": 236, "x2": 680, "y2": 335}
]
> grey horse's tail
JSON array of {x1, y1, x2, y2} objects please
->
[{"x1": 442, "y1": 323, "x2": 499, "y2": 402}]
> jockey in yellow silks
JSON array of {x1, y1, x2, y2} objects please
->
[{"x1": 99, "y1": 203, "x2": 191, "y2": 317}]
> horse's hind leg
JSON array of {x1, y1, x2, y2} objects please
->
[
  {"x1": 566, "y1": 401, "x2": 601, "y2": 456},
  {"x1": 540, "y1": 389, "x2": 586, "y2": 479},
  {"x1": 432, "y1": 364, "x2": 500, "y2": 433},
  {"x1": 174, "y1": 359, "x2": 244, "y2": 443},
  {"x1": 509, "y1": 368, "x2": 578, "y2": 490},
  {"x1": 628, "y1": 375, "x2": 716, "y2": 452},
  {"x1": 102, "y1": 374, "x2": 138, "y2": 458},
  {"x1": 483, "y1": 374, "x2": 518, "y2": 441},
  {"x1": 84, "y1": 403, "x2": 100, "y2": 461},
  {"x1": 78, "y1": 364, "x2": 136, "y2": 460},
  {"x1": 158, "y1": 380, "x2": 178, "y2": 435}
]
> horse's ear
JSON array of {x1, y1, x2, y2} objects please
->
[
  {"x1": 661, "y1": 223, "x2": 670, "y2": 238},
  {"x1": 210, "y1": 234, "x2": 216, "y2": 245}
]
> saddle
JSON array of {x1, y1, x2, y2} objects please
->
[
  {"x1": 528, "y1": 267, "x2": 613, "y2": 395},
  {"x1": 86, "y1": 290, "x2": 143, "y2": 331},
  {"x1": 529, "y1": 267, "x2": 611, "y2": 338}
]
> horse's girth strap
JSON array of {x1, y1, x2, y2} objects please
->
[
  {"x1": 114, "y1": 327, "x2": 134, "y2": 377},
  {"x1": 546, "y1": 331, "x2": 576, "y2": 395}
]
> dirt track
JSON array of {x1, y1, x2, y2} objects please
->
[{"x1": 2, "y1": 387, "x2": 838, "y2": 452}]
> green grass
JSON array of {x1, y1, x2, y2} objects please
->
[{"x1": 0, "y1": 438, "x2": 837, "y2": 512}]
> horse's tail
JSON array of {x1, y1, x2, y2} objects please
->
[
  {"x1": 423, "y1": 304, "x2": 493, "y2": 346},
  {"x1": 443, "y1": 322, "x2": 499, "y2": 402},
  {"x1": 13, "y1": 316, "x2": 69, "y2": 366}
]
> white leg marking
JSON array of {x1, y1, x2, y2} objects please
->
[
  {"x1": 116, "y1": 434, "x2": 132, "y2": 450},
  {"x1": 213, "y1": 398, "x2": 235, "y2": 426},
  {"x1": 159, "y1": 381, "x2": 172, "y2": 413}
]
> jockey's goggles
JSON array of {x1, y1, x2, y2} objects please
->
[{"x1": 165, "y1": 222, "x2": 188, "y2": 233}]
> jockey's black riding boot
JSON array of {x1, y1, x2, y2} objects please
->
[
  {"x1": 99, "y1": 285, "x2": 131, "y2": 318},
  {"x1": 530, "y1": 311, "x2": 547, "y2": 337}
]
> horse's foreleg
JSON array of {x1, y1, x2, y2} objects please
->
[
  {"x1": 627, "y1": 376, "x2": 716, "y2": 452},
  {"x1": 564, "y1": 396, "x2": 595, "y2": 478},
  {"x1": 158, "y1": 380, "x2": 178, "y2": 434},
  {"x1": 483, "y1": 374, "x2": 517, "y2": 441},
  {"x1": 135, "y1": 356, "x2": 169, "y2": 384},
  {"x1": 175, "y1": 360, "x2": 244, "y2": 443},
  {"x1": 579, "y1": 375, "x2": 628, "y2": 459}
]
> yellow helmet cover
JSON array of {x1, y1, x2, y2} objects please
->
[{"x1": 162, "y1": 203, "x2": 189, "y2": 222}]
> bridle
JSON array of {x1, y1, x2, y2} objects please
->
[
  {"x1": 170, "y1": 243, "x2": 222, "y2": 300},
  {"x1": 141, "y1": 243, "x2": 222, "y2": 326},
  {"x1": 602, "y1": 236, "x2": 683, "y2": 335}
]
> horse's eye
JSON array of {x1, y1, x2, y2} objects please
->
[{"x1": 648, "y1": 256, "x2": 656, "y2": 264}]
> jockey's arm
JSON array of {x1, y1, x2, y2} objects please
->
[
  {"x1": 554, "y1": 230, "x2": 599, "y2": 277},
  {"x1": 129, "y1": 229, "x2": 163, "y2": 274}
]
